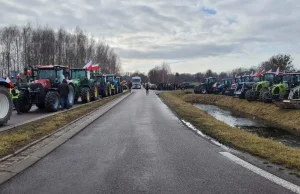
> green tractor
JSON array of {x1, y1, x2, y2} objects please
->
[
  {"x1": 95, "y1": 74, "x2": 111, "y2": 98},
  {"x1": 245, "y1": 72, "x2": 282, "y2": 102},
  {"x1": 274, "y1": 73, "x2": 300, "y2": 109},
  {"x1": 70, "y1": 68, "x2": 98, "y2": 103},
  {"x1": 194, "y1": 77, "x2": 217, "y2": 94}
]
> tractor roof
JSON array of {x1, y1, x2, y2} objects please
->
[
  {"x1": 242, "y1": 74, "x2": 250, "y2": 77},
  {"x1": 222, "y1": 78, "x2": 233, "y2": 80},
  {"x1": 283, "y1": 73, "x2": 300, "y2": 75},
  {"x1": 70, "y1": 68, "x2": 87, "y2": 71},
  {"x1": 37, "y1": 65, "x2": 67, "y2": 69},
  {"x1": 106, "y1": 74, "x2": 115, "y2": 76}
]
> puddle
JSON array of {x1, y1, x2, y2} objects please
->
[{"x1": 194, "y1": 104, "x2": 300, "y2": 148}]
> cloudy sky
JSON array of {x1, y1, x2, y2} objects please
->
[{"x1": 1, "y1": 0, "x2": 299, "y2": 74}]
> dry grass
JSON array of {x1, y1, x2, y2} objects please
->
[
  {"x1": 180, "y1": 92, "x2": 300, "y2": 136},
  {"x1": 160, "y1": 92, "x2": 300, "y2": 171},
  {"x1": 0, "y1": 93, "x2": 127, "y2": 157}
]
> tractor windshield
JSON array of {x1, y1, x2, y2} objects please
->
[
  {"x1": 208, "y1": 78, "x2": 216, "y2": 84},
  {"x1": 251, "y1": 76, "x2": 260, "y2": 82},
  {"x1": 39, "y1": 69, "x2": 57, "y2": 82},
  {"x1": 71, "y1": 70, "x2": 86, "y2": 79},
  {"x1": 283, "y1": 75, "x2": 291, "y2": 82},
  {"x1": 223, "y1": 79, "x2": 232, "y2": 85},
  {"x1": 107, "y1": 76, "x2": 114, "y2": 82},
  {"x1": 235, "y1": 78, "x2": 241, "y2": 83},
  {"x1": 243, "y1": 76, "x2": 250, "y2": 82},
  {"x1": 263, "y1": 73, "x2": 274, "y2": 82}
]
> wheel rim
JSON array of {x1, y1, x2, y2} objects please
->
[
  {"x1": 94, "y1": 87, "x2": 98, "y2": 98},
  {"x1": 68, "y1": 86, "x2": 74, "y2": 105},
  {"x1": 87, "y1": 91, "x2": 90, "y2": 101},
  {"x1": 0, "y1": 93, "x2": 9, "y2": 119},
  {"x1": 54, "y1": 95, "x2": 59, "y2": 109}
]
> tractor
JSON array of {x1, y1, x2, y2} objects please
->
[
  {"x1": 245, "y1": 72, "x2": 282, "y2": 102},
  {"x1": 194, "y1": 77, "x2": 217, "y2": 94},
  {"x1": 234, "y1": 74, "x2": 261, "y2": 99},
  {"x1": 95, "y1": 74, "x2": 111, "y2": 98},
  {"x1": 70, "y1": 68, "x2": 98, "y2": 103},
  {"x1": 273, "y1": 73, "x2": 300, "y2": 108},
  {"x1": 214, "y1": 78, "x2": 233, "y2": 95},
  {"x1": 0, "y1": 79, "x2": 13, "y2": 126},
  {"x1": 224, "y1": 76, "x2": 242, "y2": 96},
  {"x1": 106, "y1": 74, "x2": 117, "y2": 95},
  {"x1": 18, "y1": 65, "x2": 75, "y2": 112}
]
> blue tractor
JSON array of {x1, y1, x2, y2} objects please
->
[
  {"x1": 214, "y1": 78, "x2": 233, "y2": 95},
  {"x1": 0, "y1": 78, "x2": 13, "y2": 126}
]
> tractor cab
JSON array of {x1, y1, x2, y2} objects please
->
[
  {"x1": 36, "y1": 65, "x2": 66, "y2": 88},
  {"x1": 214, "y1": 78, "x2": 233, "y2": 94},
  {"x1": 194, "y1": 77, "x2": 217, "y2": 94},
  {"x1": 70, "y1": 69, "x2": 90, "y2": 80}
]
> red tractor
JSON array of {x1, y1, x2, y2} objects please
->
[{"x1": 18, "y1": 65, "x2": 75, "y2": 112}]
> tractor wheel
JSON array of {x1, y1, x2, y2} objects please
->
[
  {"x1": 74, "y1": 95, "x2": 79, "y2": 102},
  {"x1": 36, "y1": 103, "x2": 45, "y2": 109},
  {"x1": 81, "y1": 87, "x2": 91, "y2": 103},
  {"x1": 18, "y1": 91, "x2": 32, "y2": 112},
  {"x1": 262, "y1": 91, "x2": 272, "y2": 103},
  {"x1": 0, "y1": 87, "x2": 13, "y2": 126},
  {"x1": 279, "y1": 92, "x2": 289, "y2": 100},
  {"x1": 68, "y1": 85, "x2": 75, "y2": 107},
  {"x1": 45, "y1": 91, "x2": 60, "y2": 112},
  {"x1": 239, "y1": 90, "x2": 246, "y2": 99},
  {"x1": 258, "y1": 88, "x2": 268, "y2": 101},
  {"x1": 200, "y1": 87, "x2": 207, "y2": 94},
  {"x1": 91, "y1": 86, "x2": 98, "y2": 101},
  {"x1": 102, "y1": 89, "x2": 107, "y2": 98},
  {"x1": 245, "y1": 90, "x2": 253, "y2": 101},
  {"x1": 222, "y1": 88, "x2": 226, "y2": 95}
]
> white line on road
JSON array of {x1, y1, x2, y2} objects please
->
[{"x1": 220, "y1": 152, "x2": 300, "y2": 194}]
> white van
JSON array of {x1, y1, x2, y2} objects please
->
[{"x1": 132, "y1": 76, "x2": 141, "y2": 89}]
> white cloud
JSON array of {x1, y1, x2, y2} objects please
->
[{"x1": 0, "y1": 0, "x2": 299, "y2": 73}]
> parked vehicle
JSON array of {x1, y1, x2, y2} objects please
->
[
  {"x1": 234, "y1": 74, "x2": 261, "y2": 99},
  {"x1": 132, "y1": 76, "x2": 141, "y2": 89},
  {"x1": 245, "y1": 72, "x2": 282, "y2": 102},
  {"x1": 214, "y1": 78, "x2": 233, "y2": 95},
  {"x1": 0, "y1": 79, "x2": 13, "y2": 125},
  {"x1": 95, "y1": 74, "x2": 111, "y2": 97},
  {"x1": 194, "y1": 77, "x2": 217, "y2": 94},
  {"x1": 70, "y1": 68, "x2": 98, "y2": 103},
  {"x1": 150, "y1": 84, "x2": 157, "y2": 90},
  {"x1": 18, "y1": 65, "x2": 75, "y2": 112},
  {"x1": 225, "y1": 76, "x2": 241, "y2": 96},
  {"x1": 181, "y1": 82, "x2": 195, "y2": 90}
]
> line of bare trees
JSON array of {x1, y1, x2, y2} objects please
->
[
  {"x1": 0, "y1": 24, "x2": 121, "y2": 77},
  {"x1": 147, "y1": 53, "x2": 297, "y2": 84}
]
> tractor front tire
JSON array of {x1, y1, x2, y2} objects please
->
[
  {"x1": 262, "y1": 91, "x2": 272, "y2": 103},
  {"x1": 245, "y1": 90, "x2": 253, "y2": 101},
  {"x1": 18, "y1": 91, "x2": 32, "y2": 113},
  {"x1": 81, "y1": 87, "x2": 91, "y2": 103},
  {"x1": 68, "y1": 85, "x2": 75, "y2": 107},
  {"x1": 0, "y1": 87, "x2": 13, "y2": 126},
  {"x1": 45, "y1": 91, "x2": 60, "y2": 112}
]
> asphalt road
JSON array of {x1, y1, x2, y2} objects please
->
[
  {"x1": 3, "y1": 99, "x2": 83, "y2": 129},
  {"x1": 0, "y1": 89, "x2": 295, "y2": 193}
]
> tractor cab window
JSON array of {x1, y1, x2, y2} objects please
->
[
  {"x1": 243, "y1": 76, "x2": 250, "y2": 82},
  {"x1": 71, "y1": 70, "x2": 86, "y2": 79},
  {"x1": 274, "y1": 75, "x2": 282, "y2": 84},
  {"x1": 252, "y1": 77, "x2": 260, "y2": 82},
  {"x1": 223, "y1": 79, "x2": 232, "y2": 85},
  {"x1": 283, "y1": 75, "x2": 291, "y2": 83},
  {"x1": 263, "y1": 73, "x2": 274, "y2": 82},
  {"x1": 107, "y1": 76, "x2": 114, "y2": 82},
  {"x1": 57, "y1": 70, "x2": 65, "y2": 83},
  {"x1": 39, "y1": 69, "x2": 57, "y2": 82},
  {"x1": 235, "y1": 78, "x2": 241, "y2": 83},
  {"x1": 208, "y1": 78, "x2": 216, "y2": 84}
]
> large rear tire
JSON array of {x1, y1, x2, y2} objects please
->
[
  {"x1": 262, "y1": 91, "x2": 272, "y2": 103},
  {"x1": 45, "y1": 91, "x2": 60, "y2": 112},
  {"x1": 18, "y1": 91, "x2": 32, "y2": 113},
  {"x1": 81, "y1": 87, "x2": 91, "y2": 103},
  {"x1": 91, "y1": 86, "x2": 98, "y2": 101},
  {"x1": 0, "y1": 87, "x2": 13, "y2": 126}
]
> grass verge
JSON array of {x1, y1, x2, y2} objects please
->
[
  {"x1": 181, "y1": 92, "x2": 300, "y2": 136},
  {"x1": 160, "y1": 91, "x2": 300, "y2": 171},
  {"x1": 0, "y1": 92, "x2": 127, "y2": 158}
]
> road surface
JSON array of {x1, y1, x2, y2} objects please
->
[
  {"x1": 0, "y1": 89, "x2": 296, "y2": 193},
  {"x1": 2, "y1": 99, "x2": 83, "y2": 130}
]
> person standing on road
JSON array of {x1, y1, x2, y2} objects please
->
[
  {"x1": 10, "y1": 86, "x2": 21, "y2": 114},
  {"x1": 58, "y1": 79, "x2": 69, "y2": 110},
  {"x1": 128, "y1": 81, "x2": 132, "y2": 93},
  {"x1": 145, "y1": 83, "x2": 149, "y2": 95}
]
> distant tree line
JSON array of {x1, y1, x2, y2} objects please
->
[
  {"x1": 0, "y1": 24, "x2": 121, "y2": 77},
  {"x1": 146, "y1": 53, "x2": 297, "y2": 84}
]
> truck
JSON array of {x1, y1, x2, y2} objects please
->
[{"x1": 132, "y1": 76, "x2": 141, "y2": 89}]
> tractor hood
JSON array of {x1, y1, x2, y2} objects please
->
[
  {"x1": 71, "y1": 79, "x2": 80, "y2": 85},
  {"x1": 217, "y1": 84, "x2": 225, "y2": 89},
  {"x1": 33, "y1": 79, "x2": 51, "y2": 88}
]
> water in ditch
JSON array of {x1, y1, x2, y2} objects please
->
[{"x1": 194, "y1": 104, "x2": 300, "y2": 148}]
